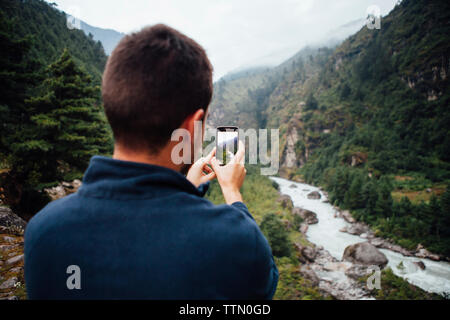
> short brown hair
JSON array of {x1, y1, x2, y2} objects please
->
[{"x1": 102, "y1": 24, "x2": 213, "y2": 153}]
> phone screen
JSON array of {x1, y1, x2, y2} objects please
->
[{"x1": 216, "y1": 126, "x2": 239, "y2": 165}]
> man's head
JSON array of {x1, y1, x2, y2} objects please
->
[{"x1": 102, "y1": 24, "x2": 213, "y2": 163}]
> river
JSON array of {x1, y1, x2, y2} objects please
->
[{"x1": 270, "y1": 176, "x2": 450, "y2": 296}]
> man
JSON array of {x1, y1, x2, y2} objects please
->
[{"x1": 25, "y1": 24, "x2": 278, "y2": 299}]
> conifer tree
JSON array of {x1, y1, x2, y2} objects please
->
[{"x1": 23, "y1": 48, "x2": 112, "y2": 182}]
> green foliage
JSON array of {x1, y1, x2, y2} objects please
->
[
  {"x1": 0, "y1": 0, "x2": 112, "y2": 218},
  {"x1": 260, "y1": 213, "x2": 292, "y2": 257},
  {"x1": 273, "y1": 257, "x2": 326, "y2": 300}
]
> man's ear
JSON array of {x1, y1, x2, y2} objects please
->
[{"x1": 182, "y1": 109, "x2": 205, "y2": 139}]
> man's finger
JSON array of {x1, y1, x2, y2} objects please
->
[
  {"x1": 233, "y1": 140, "x2": 245, "y2": 164},
  {"x1": 203, "y1": 165, "x2": 213, "y2": 173},
  {"x1": 202, "y1": 171, "x2": 216, "y2": 182},
  {"x1": 205, "y1": 147, "x2": 216, "y2": 163},
  {"x1": 210, "y1": 157, "x2": 221, "y2": 172}
]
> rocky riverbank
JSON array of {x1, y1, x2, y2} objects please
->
[
  {"x1": 337, "y1": 210, "x2": 444, "y2": 262},
  {"x1": 0, "y1": 206, "x2": 26, "y2": 300},
  {"x1": 273, "y1": 176, "x2": 450, "y2": 298},
  {"x1": 278, "y1": 193, "x2": 382, "y2": 299}
]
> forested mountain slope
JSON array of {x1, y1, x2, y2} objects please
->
[
  {"x1": 208, "y1": 0, "x2": 450, "y2": 256},
  {"x1": 0, "y1": 0, "x2": 107, "y2": 82},
  {"x1": 0, "y1": 0, "x2": 112, "y2": 218}
]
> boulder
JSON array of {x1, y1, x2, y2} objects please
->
[
  {"x1": 277, "y1": 195, "x2": 293, "y2": 210},
  {"x1": 307, "y1": 191, "x2": 321, "y2": 200},
  {"x1": 44, "y1": 179, "x2": 82, "y2": 201},
  {"x1": 289, "y1": 184, "x2": 298, "y2": 189},
  {"x1": 5, "y1": 254, "x2": 24, "y2": 266},
  {"x1": 0, "y1": 277, "x2": 18, "y2": 290},
  {"x1": 413, "y1": 261, "x2": 426, "y2": 270},
  {"x1": 299, "y1": 265, "x2": 320, "y2": 287},
  {"x1": 346, "y1": 223, "x2": 369, "y2": 235},
  {"x1": 342, "y1": 242, "x2": 388, "y2": 268},
  {"x1": 415, "y1": 245, "x2": 440, "y2": 261},
  {"x1": 294, "y1": 243, "x2": 317, "y2": 262},
  {"x1": 299, "y1": 223, "x2": 309, "y2": 234},
  {"x1": 302, "y1": 246, "x2": 318, "y2": 262},
  {"x1": 293, "y1": 207, "x2": 318, "y2": 225},
  {"x1": 345, "y1": 264, "x2": 370, "y2": 280},
  {"x1": 340, "y1": 210, "x2": 356, "y2": 223},
  {"x1": 0, "y1": 206, "x2": 26, "y2": 230}
]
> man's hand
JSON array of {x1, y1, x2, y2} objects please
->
[
  {"x1": 186, "y1": 147, "x2": 216, "y2": 188},
  {"x1": 210, "y1": 140, "x2": 246, "y2": 205}
]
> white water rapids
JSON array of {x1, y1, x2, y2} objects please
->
[{"x1": 270, "y1": 177, "x2": 450, "y2": 296}]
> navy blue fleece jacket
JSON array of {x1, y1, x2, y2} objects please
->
[{"x1": 24, "y1": 156, "x2": 278, "y2": 299}]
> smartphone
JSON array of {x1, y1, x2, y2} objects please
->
[{"x1": 216, "y1": 126, "x2": 239, "y2": 166}]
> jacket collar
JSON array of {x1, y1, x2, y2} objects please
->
[{"x1": 77, "y1": 156, "x2": 208, "y2": 200}]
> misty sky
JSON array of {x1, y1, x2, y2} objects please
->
[{"x1": 50, "y1": 0, "x2": 398, "y2": 80}]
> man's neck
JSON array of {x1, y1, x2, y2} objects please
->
[{"x1": 112, "y1": 144, "x2": 181, "y2": 173}]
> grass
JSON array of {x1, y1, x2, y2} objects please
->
[{"x1": 392, "y1": 187, "x2": 446, "y2": 203}]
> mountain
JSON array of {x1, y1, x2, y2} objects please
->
[
  {"x1": 79, "y1": 19, "x2": 125, "y2": 56},
  {"x1": 0, "y1": 0, "x2": 107, "y2": 82},
  {"x1": 208, "y1": 0, "x2": 450, "y2": 256}
]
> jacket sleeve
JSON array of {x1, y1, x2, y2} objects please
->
[{"x1": 231, "y1": 201, "x2": 279, "y2": 299}]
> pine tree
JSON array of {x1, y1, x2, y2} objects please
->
[
  {"x1": 23, "y1": 48, "x2": 112, "y2": 180},
  {"x1": 375, "y1": 177, "x2": 393, "y2": 217},
  {"x1": 346, "y1": 171, "x2": 365, "y2": 209},
  {"x1": 361, "y1": 180, "x2": 378, "y2": 219},
  {"x1": 439, "y1": 188, "x2": 450, "y2": 238}
]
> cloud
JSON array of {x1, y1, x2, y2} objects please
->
[{"x1": 50, "y1": 0, "x2": 398, "y2": 80}]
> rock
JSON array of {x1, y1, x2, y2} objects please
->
[
  {"x1": 293, "y1": 207, "x2": 318, "y2": 224},
  {"x1": 413, "y1": 261, "x2": 426, "y2": 270},
  {"x1": 302, "y1": 246, "x2": 318, "y2": 262},
  {"x1": 294, "y1": 243, "x2": 317, "y2": 262},
  {"x1": 0, "y1": 277, "x2": 18, "y2": 290},
  {"x1": 44, "y1": 180, "x2": 82, "y2": 201},
  {"x1": 9, "y1": 267, "x2": 23, "y2": 274},
  {"x1": 426, "y1": 188, "x2": 432, "y2": 193},
  {"x1": 299, "y1": 265, "x2": 320, "y2": 286},
  {"x1": 307, "y1": 191, "x2": 321, "y2": 200},
  {"x1": 416, "y1": 247, "x2": 440, "y2": 261},
  {"x1": 2, "y1": 236, "x2": 16, "y2": 243},
  {"x1": 339, "y1": 227, "x2": 348, "y2": 233},
  {"x1": 369, "y1": 238, "x2": 413, "y2": 256},
  {"x1": 346, "y1": 223, "x2": 369, "y2": 235},
  {"x1": 370, "y1": 238, "x2": 384, "y2": 247},
  {"x1": 340, "y1": 210, "x2": 356, "y2": 223},
  {"x1": 277, "y1": 195, "x2": 293, "y2": 210},
  {"x1": 345, "y1": 264, "x2": 370, "y2": 280},
  {"x1": 299, "y1": 223, "x2": 309, "y2": 234},
  {"x1": 0, "y1": 206, "x2": 26, "y2": 230},
  {"x1": 323, "y1": 261, "x2": 352, "y2": 272},
  {"x1": 360, "y1": 233, "x2": 368, "y2": 239},
  {"x1": 5, "y1": 254, "x2": 24, "y2": 266},
  {"x1": 342, "y1": 242, "x2": 388, "y2": 268},
  {"x1": 0, "y1": 244, "x2": 19, "y2": 252},
  {"x1": 289, "y1": 184, "x2": 297, "y2": 188}
]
